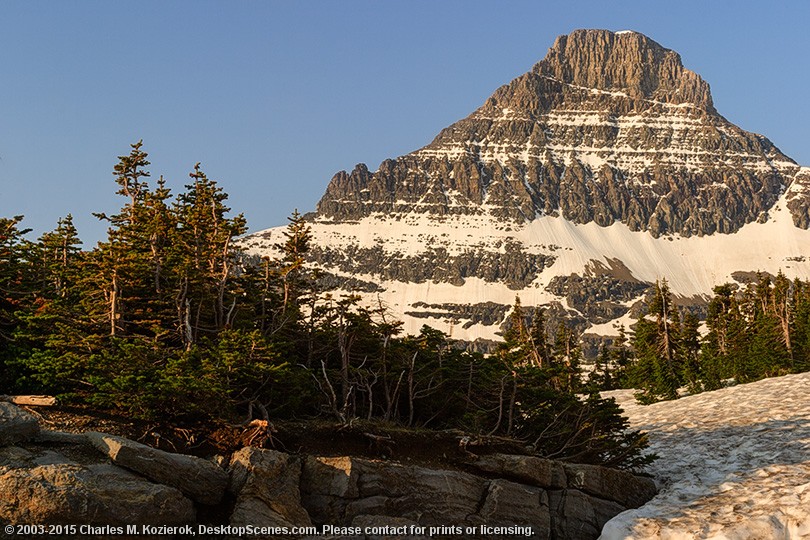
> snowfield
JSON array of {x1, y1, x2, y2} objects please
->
[
  {"x1": 600, "y1": 373, "x2": 810, "y2": 539},
  {"x1": 243, "y1": 177, "x2": 810, "y2": 343}
]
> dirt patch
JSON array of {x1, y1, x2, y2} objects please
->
[{"x1": 27, "y1": 405, "x2": 530, "y2": 470}]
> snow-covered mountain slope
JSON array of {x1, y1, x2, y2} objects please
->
[
  {"x1": 243, "y1": 29, "x2": 810, "y2": 346},
  {"x1": 600, "y1": 373, "x2": 810, "y2": 539},
  {"x1": 245, "y1": 188, "x2": 810, "y2": 342}
]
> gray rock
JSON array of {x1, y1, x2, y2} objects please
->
[
  {"x1": 0, "y1": 449, "x2": 193, "y2": 526},
  {"x1": 297, "y1": 452, "x2": 655, "y2": 539},
  {"x1": 562, "y1": 462, "x2": 657, "y2": 508},
  {"x1": 35, "y1": 430, "x2": 88, "y2": 445},
  {"x1": 352, "y1": 459, "x2": 488, "y2": 525},
  {"x1": 0, "y1": 402, "x2": 39, "y2": 446},
  {"x1": 471, "y1": 453, "x2": 567, "y2": 489},
  {"x1": 477, "y1": 479, "x2": 549, "y2": 539},
  {"x1": 86, "y1": 431, "x2": 228, "y2": 505},
  {"x1": 228, "y1": 447, "x2": 312, "y2": 529},
  {"x1": 300, "y1": 455, "x2": 360, "y2": 523},
  {"x1": 302, "y1": 455, "x2": 491, "y2": 525},
  {"x1": 548, "y1": 489, "x2": 624, "y2": 540},
  {"x1": 0, "y1": 446, "x2": 35, "y2": 468}
]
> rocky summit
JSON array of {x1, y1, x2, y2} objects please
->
[{"x1": 243, "y1": 29, "x2": 810, "y2": 347}]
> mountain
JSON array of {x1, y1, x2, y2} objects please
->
[{"x1": 243, "y1": 29, "x2": 810, "y2": 349}]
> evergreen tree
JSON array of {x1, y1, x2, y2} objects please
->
[
  {"x1": 587, "y1": 344, "x2": 614, "y2": 391},
  {"x1": 173, "y1": 163, "x2": 247, "y2": 347},
  {"x1": 0, "y1": 216, "x2": 32, "y2": 390},
  {"x1": 552, "y1": 323, "x2": 582, "y2": 393},
  {"x1": 631, "y1": 280, "x2": 680, "y2": 402},
  {"x1": 13, "y1": 216, "x2": 86, "y2": 394},
  {"x1": 275, "y1": 209, "x2": 312, "y2": 319},
  {"x1": 792, "y1": 278, "x2": 810, "y2": 372},
  {"x1": 611, "y1": 326, "x2": 634, "y2": 388},
  {"x1": 679, "y1": 310, "x2": 701, "y2": 393}
]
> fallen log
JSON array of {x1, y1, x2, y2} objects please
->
[{"x1": 0, "y1": 395, "x2": 58, "y2": 406}]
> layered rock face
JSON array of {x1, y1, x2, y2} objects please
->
[
  {"x1": 243, "y1": 29, "x2": 810, "y2": 345},
  {"x1": 316, "y1": 29, "x2": 797, "y2": 237}
]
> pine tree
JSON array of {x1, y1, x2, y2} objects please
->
[
  {"x1": 552, "y1": 323, "x2": 582, "y2": 393},
  {"x1": 270, "y1": 209, "x2": 313, "y2": 333},
  {"x1": 631, "y1": 280, "x2": 680, "y2": 402},
  {"x1": 702, "y1": 283, "x2": 735, "y2": 388},
  {"x1": 173, "y1": 163, "x2": 247, "y2": 347},
  {"x1": 0, "y1": 216, "x2": 32, "y2": 390},
  {"x1": 611, "y1": 326, "x2": 634, "y2": 388},
  {"x1": 587, "y1": 344, "x2": 614, "y2": 391},
  {"x1": 793, "y1": 278, "x2": 810, "y2": 372},
  {"x1": 13, "y1": 216, "x2": 87, "y2": 394},
  {"x1": 91, "y1": 141, "x2": 154, "y2": 338},
  {"x1": 679, "y1": 310, "x2": 701, "y2": 393}
]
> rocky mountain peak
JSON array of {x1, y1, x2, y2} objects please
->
[
  {"x1": 245, "y1": 30, "x2": 810, "y2": 348},
  {"x1": 314, "y1": 29, "x2": 803, "y2": 239},
  {"x1": 534, "y1": 29, "x2": 714, "y2": 111}
]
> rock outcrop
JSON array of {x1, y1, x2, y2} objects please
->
[
  {"x1": 228, "y1": 447, "x2": 312, "y2": 529},
  {"x1": 0, "y1": 402, "x2": 39, "y2": 446},
  {"x1": 0, "y1": 445, "x2": 194, "y2": 527},
  {"x1": 87, "y1": 431, "x2": 228, "y2": 505},
  {"x1": 0, "y1": 403, "x2": 657, "y2": 539},
  {"x1": 293, "y1": 453, "x2": 653, "y2": 539}
]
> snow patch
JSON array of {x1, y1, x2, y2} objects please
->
[{"x1": 600, "y1": 373, "x2": 810, "y2": 539}]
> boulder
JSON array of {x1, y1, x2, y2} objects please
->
[
  {"x1": 562, "y1": 462, "x2": 657, "y2": 508},
  {"x1": 0, "y1": 402, "x2": 39, "y2": 446},
  {"x1": 0, "y1": 446, "x2": 35, "y2": 468},
  {"x1": 350, "y1": 459, "x2": 488, "y2": 525},
  {"x1": 228, "y1": 447, "x2": 312, "y2": 529},
  {"x1": 35, "y1": 430, "x2": 88, "y2": 445},
  {"x1": 477, "y1": 479, "x2": 549, "y2": 538},
  {"x1": 548, "y1": 489, "x2": 624, "y2": 540},
  {"x1": 304, "y1": 456, "x2": 487, "y2": 524},
  {"x1": 86, "y1": 431, "x2": 228, "y2": 505},
  {"x1": 300, "y1": 455, "x2": 360, "y2": 524},
  {"x1": 302, "y1": 455, "x2": 556, "y2": 529},
  {"x1": 470, "y1": 453, "x2": 567, "y2": 489},
  {"x1": 0, "y1": 448, "x2": 194, "y2": 526}
]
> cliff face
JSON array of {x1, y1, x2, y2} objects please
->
[
  {"x1": 243, "y1": 30, "x2": 810, "y2": 346},
  {"x1": 315, "y1": 29, "x2": 799, "y2": 237}
]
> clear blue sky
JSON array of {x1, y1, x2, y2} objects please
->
[{"x1": 2, "y1": 1, "x2": 809, "y2": 245}]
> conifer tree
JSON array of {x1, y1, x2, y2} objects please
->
[
  {"x1": 792, "y1": 278, "x2": 810, "y2": 372},
  {"x1": 611, "y1": 326, "x2": 634, "y2": 388},
  {"x1": 91, "y1": 141, "x2": 153, "y2": 338},
  {"x1": 173, "y1": 163, "x2": 247, "y2": 347},
  {"x1": 0, "y1": 216, "x2": 32, "y2": 389},
  {"x1": 13, "y1": 216, "x2": 86, "y2": 394},
  {"x1": 679, "y1": 310, "x2": 701, "y2": 393},
  {"x1": 631, "y1": 280, "x2": 680, "y2": 402}
]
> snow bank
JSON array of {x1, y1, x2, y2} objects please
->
[{"x1": 600, "y1": 373, "x2": 810, "y2": 539}]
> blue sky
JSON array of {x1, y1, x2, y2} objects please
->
[{"x1": 2, "y1": 1, "x2": 809, "y2": 245}]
